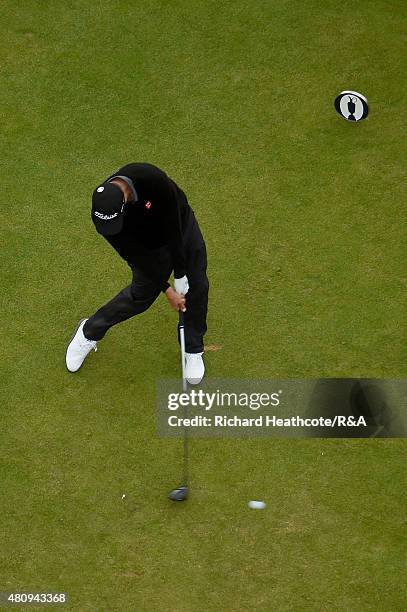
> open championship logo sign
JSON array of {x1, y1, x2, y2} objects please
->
[{"x1": 334, "y1": 90, "x2": 369, "y2": 122}]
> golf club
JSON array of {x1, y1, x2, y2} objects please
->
[{"x1": 168, "y1": 310, "x2": 189, "y2": 501}]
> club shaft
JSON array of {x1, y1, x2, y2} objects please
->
[
  {"x1": 179, "y1": 312, "x2": 187, "y2": 392},
  {"x1": 179, "y1": 311, "x2": 189, "y2": 485}
]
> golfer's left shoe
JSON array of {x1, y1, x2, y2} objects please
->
[
  {"x1": 65, "y1": 319, "x2": 97, "y2": 372},
  {"x1": 185, "y1": 352, "x2": 205, "y2": 385}
]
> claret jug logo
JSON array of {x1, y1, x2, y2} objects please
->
[{"x1": 334, "y1": 90, "x2": 369, "y2": 122}]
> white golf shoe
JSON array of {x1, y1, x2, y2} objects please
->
[
  {"x1": 185, "y1": 352, "x2": 205, "y2": 385},
  {"x1": 65, "y1": 319, "x2": 97, "y2": 372}
]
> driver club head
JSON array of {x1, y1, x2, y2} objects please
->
[{"x1": 168, "y1": 485, "x2": 189, "y2": 502}]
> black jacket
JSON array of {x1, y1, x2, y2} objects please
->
[{"x1": 96, "y1": 163, "x2": 191, "y2": 291}]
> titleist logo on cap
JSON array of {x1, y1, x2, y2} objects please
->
[{"x1": 94, "y1": 211, "x2": 118, "y2": 220}]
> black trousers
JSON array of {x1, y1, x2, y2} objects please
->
[{"x1": 83, "y1": 212, "x2": 209, "y2": 353}]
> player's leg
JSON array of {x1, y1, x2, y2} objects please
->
[
  {"x1": 83, "y1": 276, "x2": 160, "y2": 341},
  {"x1": 182, "y1": 215, "x2": 209, "y2": 383},
  {"x1": 184, "y1": 242, "x2": 209, "y2": 353},
  {"x1": 65, "y1": 270, "x2": 162, "y2": 372}
]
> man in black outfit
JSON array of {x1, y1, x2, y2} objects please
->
[{"x1": 66, "y1": 163, "x2": 208, "y2": 384}]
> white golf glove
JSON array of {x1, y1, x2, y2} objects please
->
[{"x1": 174, "y1": 275, "x2": 189, "y2": 295}]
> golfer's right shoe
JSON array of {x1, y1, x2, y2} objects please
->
[
  {"x1": 65, "y1": 319, "x2": 97, "y2": 372},
  {"x1": 185, "y1": 352, "x2": 205, "y2": 385}
]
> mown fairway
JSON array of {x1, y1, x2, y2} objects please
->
[{"x1": 1, "y1": 1, "x2": 405, "y2": 610}]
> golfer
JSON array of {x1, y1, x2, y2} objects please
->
[{"x1": 66, "y1": 162, "x2": 208, "y2": 384}]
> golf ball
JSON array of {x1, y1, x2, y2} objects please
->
[
  {"x1": 121, "y1": 494, "x2": 126, "y2": 500},
  {"x1": 248, "y1": 500, "x2": 266, "y2": 509}
]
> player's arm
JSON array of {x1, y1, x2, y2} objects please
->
[{"x1": 161, "y1": 178, "x2": 189, "y2": 295}]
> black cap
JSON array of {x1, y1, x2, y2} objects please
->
[{"x1": 91, "y1": 182, "x2": 125, "y2": 235}]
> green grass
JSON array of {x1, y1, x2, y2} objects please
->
[{"x1": 0, "y1": 1, "x2": 406, "y2": 610}]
